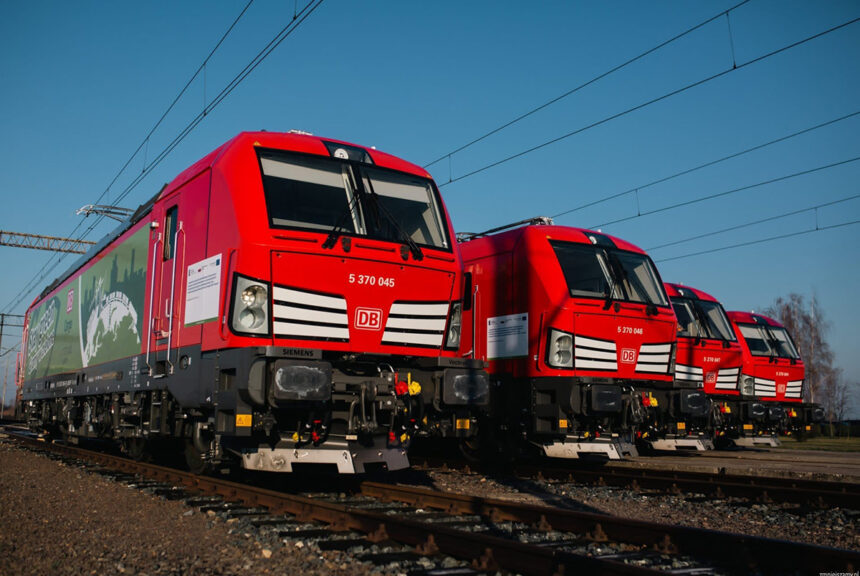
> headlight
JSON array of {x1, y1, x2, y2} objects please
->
[
  {"x1": 271, "y1": 362, "x2": 332, "y2": 402},
  {"x1": 546, "y1": 328, "x2": 573, "y2": 368},
  {"x1": 768, "y1": 405, "x2": 785, "y2": 421},
  {"x1": 444, "y1": 302, "x2": 462, "y2": 350},
  {"x1": 231, "y1": 274, "x2": 270, "y2": 336},
  {"x1": 241, "y1": 285, "x2": 266, "y2": 307},
  {"x1": 442, "y1": 369, "x2": 489, "y2": 405},
  {"x1": 740, "y1": 374, "x2": 754, "y2": 396}
]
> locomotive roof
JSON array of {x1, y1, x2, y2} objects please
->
[
  {"x1": 32, "y1": 131, "x2": 429, "y2": 309},
  {"x1": 664, "y1": 282, "x2": 720, "y2": 302},
  {"x1": 460, "y1": 223, "x2": 647, "y2": 255},
  {"x1": 726, "y1": 310, "x2": 785, "y2": 328},
  {"x1": 159, "y1": 131, "x2": 431, "y2": 200}
]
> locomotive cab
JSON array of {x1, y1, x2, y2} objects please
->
[
  {"x1": 19, "y1": 131, "x2": 489, "y2": 474},
  {"x1": 460, "y1": 218, "x2": 677, "y2": 460},
  {"x1": 664, "y1": 283, "x2": 743, "y2": 450},
  {"x1": 726, "y1": 311, "x2": 806, "y2": 447}
]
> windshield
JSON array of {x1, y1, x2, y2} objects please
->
[
  {"x1": 769, "y1": 326, "x2": 800, "y2": 359},
  {"x1": 738, "y1": 324, "x2": 775, "y2": 357},
  {"x1": 738, "y1": 323, "x2": 800, "y2": 359},
  {"x1": 550, "y1": 241, "x2": 668, "y2": 306},
  {"x1": 671, "y1": 297, "x2": 735, "y2": 341},
  {"x1": 259, "y1": 149, "x2": 449, "y2": 250}
]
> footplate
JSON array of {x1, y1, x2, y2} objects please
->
[
  {"x1": 240, "y1": 437, "x2": 409, "y2": 473},
  {"x1": 732, "y1": 435, "x2": 781, "y2": 448},
  {"x1": 649, "y1": 436, "x2": 714, "y2": 451},
  {"x1": 538, "y1": 435, "x2": 638, "y2": 460}
]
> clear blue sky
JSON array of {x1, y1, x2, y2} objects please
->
[{"x1": 1, "y1": 1, "x2": 858, "y2": 413}]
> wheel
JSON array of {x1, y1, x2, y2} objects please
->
[
  {"x1": 184, "y1": 439, "x2": 213, "y2": 474},
  {"x1": 122, "y1": 438, "x2": 150, "y2": 461},
  {"x1": 185, "y1": 421, "x2": 214, "y2": 474},
  {"x1": 458, "y1": 436, "x2": 483, "y2": 462}
]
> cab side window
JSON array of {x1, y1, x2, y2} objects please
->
[{"x1": 163, "y1": 206, "x2": 178, "y2": 260}]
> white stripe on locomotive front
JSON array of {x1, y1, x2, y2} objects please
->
[
  {"x1": 384, "y1": 316, "x2": 446, "y2": 331},
  {"x1": 274, "y1": 321, "x2": 349, "y2": 340},
  {"x1": 273, "y1": 286, "x2": 347, "y2": 310},
  {"x1": 389, "y1": 302, "x2": 450, "y2": 316},
  {"x1": 574, "y1": 336, "x2": 616, "y2": 351},
  {"x1": 575, "y1": 349, "x2": 617, "y2": 361},
  {"x1": 273, "y1": 304, "x2": 348, "y2": 326},
  {"x1": 382, "y1": 331, "x2": 444, "y2": 346},
  {"x1": 576, "y1": 359, "x2": 618, "y2": 370}
]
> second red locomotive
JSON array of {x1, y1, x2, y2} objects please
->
[{"x1": 459, "y1": 218, "x2": 692, "y2": 459}]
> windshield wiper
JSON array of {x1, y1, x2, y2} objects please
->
[
  {"x1": 598, "y1": 249, "x2": 618, "y2": 310},
  {"x1": 363, "y1": 179, "x2": 423, "y2": 261},
  {"x1": 322, "y1": 192, "x2": 360, "y2": 250},
  {"x1": 690, "y1": 302, "x2": 710, "y2": 344}
]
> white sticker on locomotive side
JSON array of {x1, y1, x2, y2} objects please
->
[
  {"x1": 487, "y1": 313, "x2": 528, "y2": 359},
  {"x1": 185, "y1": 254, "x2": 222, "y2": 326}
]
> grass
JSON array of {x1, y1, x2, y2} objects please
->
[{"x1": 775, "y1": 434, "x2": 860, "y2": 452}]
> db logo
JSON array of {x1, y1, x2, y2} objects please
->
[
  {"x1": 705, "y1": 371, "x2": 717, "y2": 384},
  {"x1": 355, "y1": 307, "x2": 382, "y2": 330},
  {"x1": 620, "y1": 348, "x2": 637, "y2": 364},
  {"x1": 777, "y1": 383, "x2": 786, "y2": 394}
]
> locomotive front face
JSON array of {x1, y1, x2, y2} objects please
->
[
  {"x1": 239, "y1": 145, "x2": 464, "y2": 353},
  {"x1": 731, "y1": 315, "x2": 805, "y2": 403},
  {"x1": 667, "y1": 285, "x2": 743, "y2": 396},
  {"x1": 215, "y1": 137, "x2": 487, "y2": 460},
  {"x1": 540, "y1": 235, "x2": 677, "y2": 383}
]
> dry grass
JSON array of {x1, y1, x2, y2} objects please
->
[{"x1": 776, "y1": 434, "x2": 860, "y2": 452}]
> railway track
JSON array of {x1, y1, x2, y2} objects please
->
[
  {"x1": 411, "y1": 454, "x2": 860, "y2": 510},
  {"x1": 4, "y1": 431, "x2": 858, "y2": 575}
]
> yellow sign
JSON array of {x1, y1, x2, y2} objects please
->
[
  {"x1": 742, "y1": 423, "x2": 754, "y2": 431},
  {"x1": 676, "y1": 422, "x2": 686, "y2": 431},
  {"x1": 236, "y1": 414, "x2": 252, "y2": 427},
  {"x1": 559, "y1": 419, "x2": 568, "y2": 429},
  {"x1": 455, "y1": 418, "x2": 470, "y2": 430}
]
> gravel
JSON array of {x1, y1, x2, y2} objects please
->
[
  {"x1": 2, "y1": 436, "x2": 856, "y2": 576},
  {"x1": 0, "y1": 440, "x2": 378, "y2": 576},
  {"x1": 414, "y1": 466, "x2": 860, "y2": 552}
]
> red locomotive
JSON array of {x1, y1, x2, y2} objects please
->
[
  {"x1": 726, "y1": 311, "x2": 808, "y2": 446},
  {"x1": 18, "y1": 131, "x2": 487, "y2": 473},
  {"x1": 664, "y1": 283, "x2": 743, "y2": 447},
  {"x1": 459, "y1": 218, "x2": 694, "y2": 459}
]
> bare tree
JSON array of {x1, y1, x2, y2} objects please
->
[{"x1": 764, "y1": 293, "x2": 834, "y2": 405}]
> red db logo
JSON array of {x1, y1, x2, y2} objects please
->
[
  {"x1": 355, "y1": 308, "x2": 382, "y2": 330},
  {"x1": 620, "y1": 348, "x2": 637, "y2": 364},
  {"x1": 705, "y1": 372, "x2": 717, "y2": 384}
]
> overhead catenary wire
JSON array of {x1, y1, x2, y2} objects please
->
[
  {"x1": 423, "y1": 0, "x2": 752, "y2": 169},
  {"x1": 646, "y1": 193, "x2": 860, "y2": 251},
  {"x1": 0, "y1": 1, "x2": 255, "y2": 314},
  {"x1": 436, "y1": 16, "x2": 860, "y2": 187},
  {"x1": 551, "y1": 110, "x2": 860, "y2": 221},
  {"x1": 590, "y1": 155, "x2": 860, "y2": 229},
  {"x1": 2, "y1": 0, "x2": 325, "y2": 315},
  {"x1": 654, "y1": 219, "x2": 860, "y2": 263}
]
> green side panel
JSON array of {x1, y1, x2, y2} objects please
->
[{"x1": 25, "y1": 226, "x2": 149, "y2": 379}]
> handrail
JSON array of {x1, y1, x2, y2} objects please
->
[
  {"x1": 145, "y1": 232, "x2": 163, "y2": 376},
  {"x1": 166, "y1": 222, "x2": 185, "y2": 375},
  {"x1": 218, "y1": 249, "x2": 237, "y2": 341}
]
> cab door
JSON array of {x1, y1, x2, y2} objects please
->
[{"x1": 145, "y1": 171, "x2": 211, "y2": 376}]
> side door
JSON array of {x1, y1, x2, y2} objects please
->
[{"x1": 146, "y1": 171, "x2": 211, "y2": 376}]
